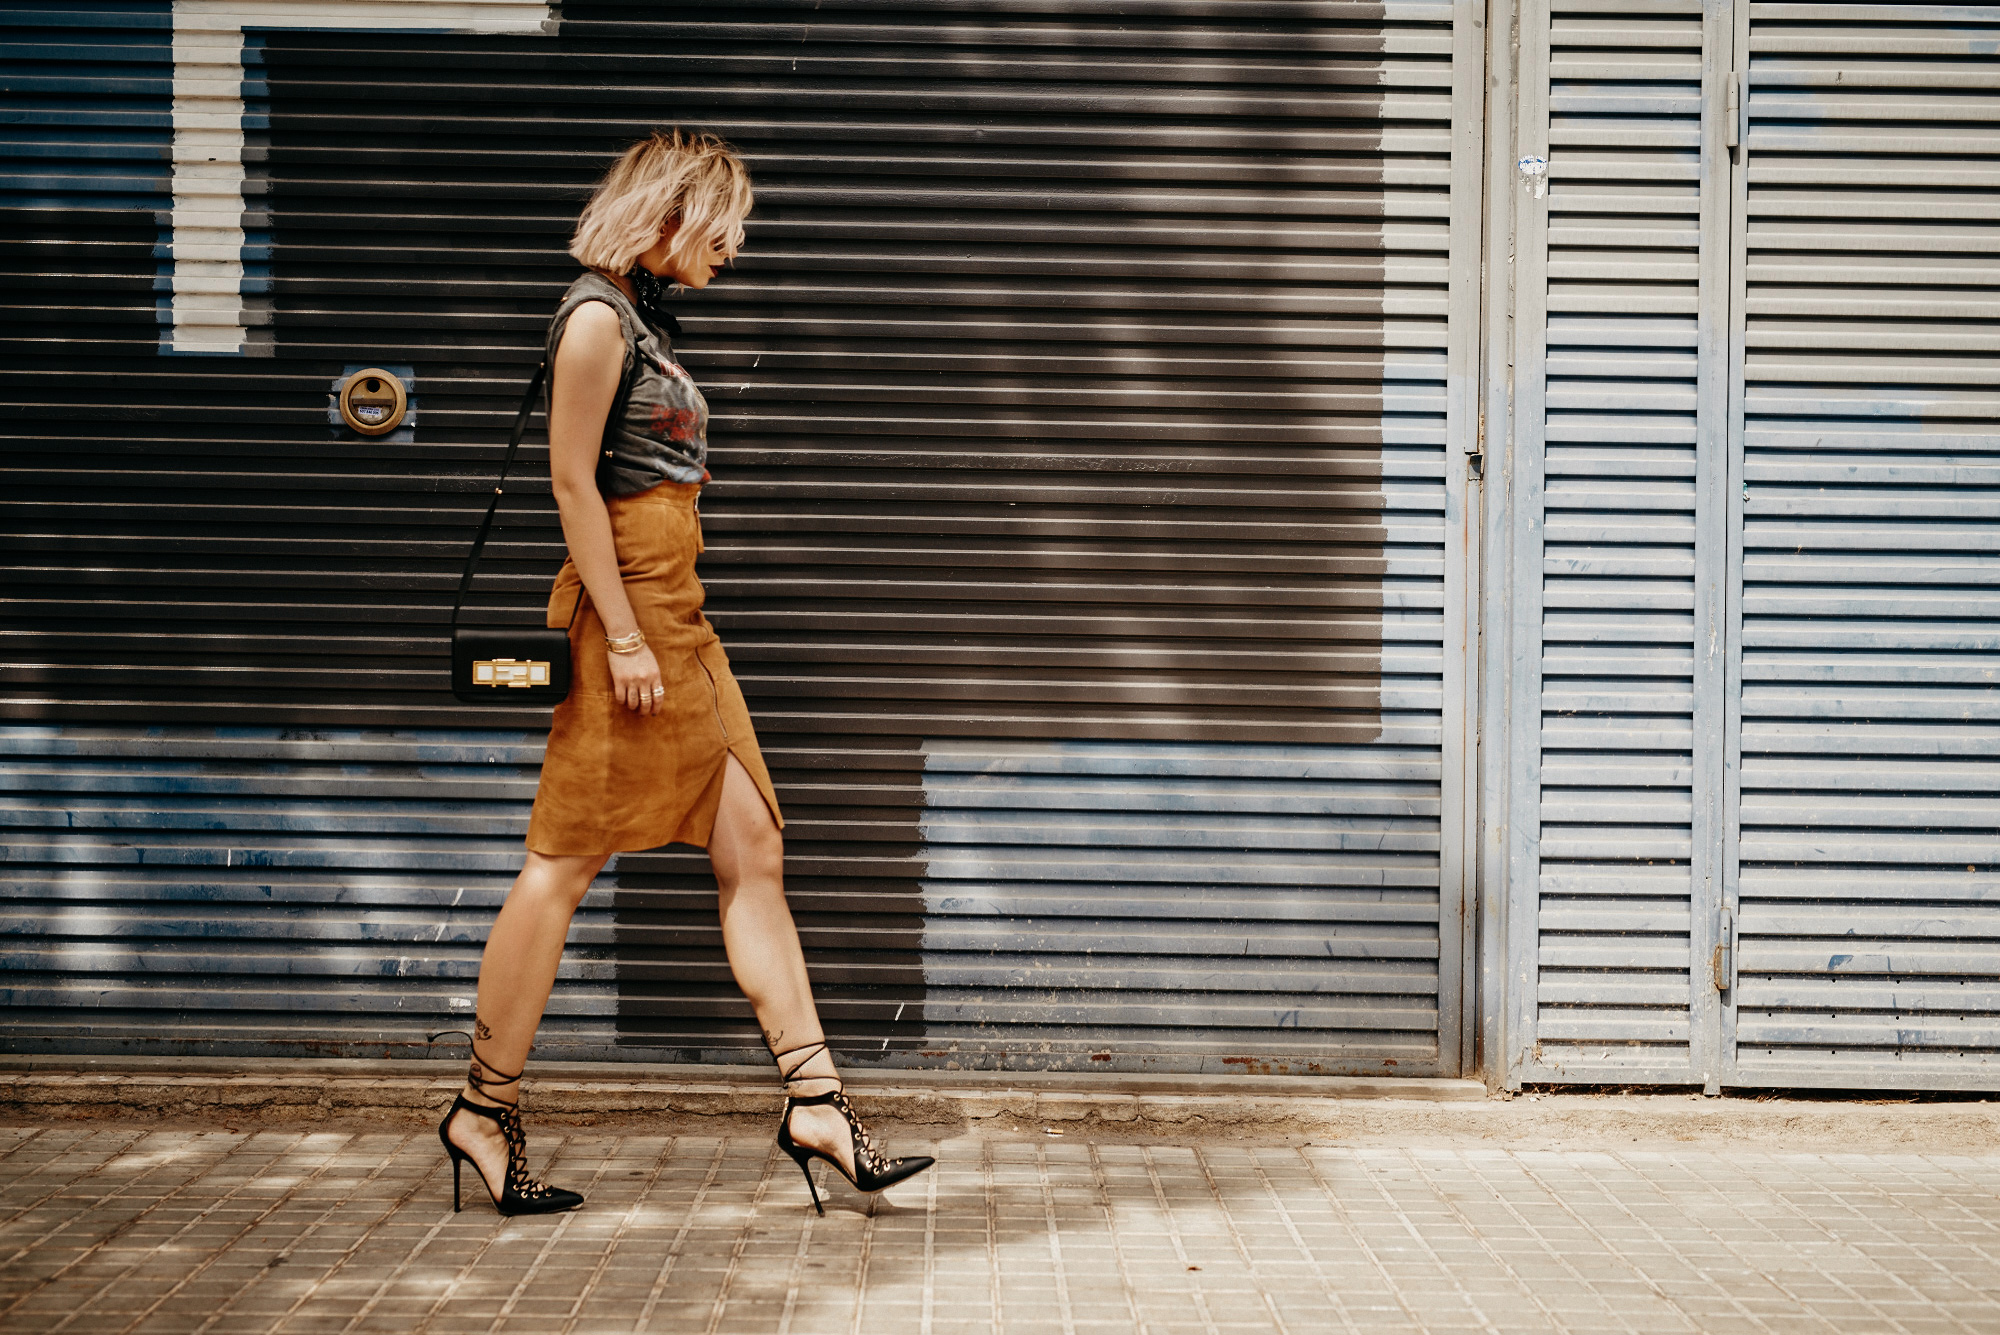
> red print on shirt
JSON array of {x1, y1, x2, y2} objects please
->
[{"x1": 648, "y1": 404, "x2": 700, "y2": 444}]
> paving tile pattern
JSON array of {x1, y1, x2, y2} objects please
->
[{"x1": 2, "y1": 1125, "x2": 1998, "y2": 1333}]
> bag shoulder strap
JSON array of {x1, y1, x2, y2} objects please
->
[{"x1": 451, "y1": 363, "x2": 547, "y2": 630}]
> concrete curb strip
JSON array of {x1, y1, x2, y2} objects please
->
[
  {"x1": 4, "y1": 1062, "x2": 1999, "y2": 1149},
  {"x1": 0, "y1": 1061, "x2": 1481, "y2": 1132}
]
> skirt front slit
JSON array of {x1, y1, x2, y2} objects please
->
[{"x1": 524, "y1": 481, "x2": 782, "y2": 856}]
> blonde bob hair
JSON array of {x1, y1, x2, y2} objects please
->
[{"x1": 568, "y1": 129, "x2": 753, "y2": 276}]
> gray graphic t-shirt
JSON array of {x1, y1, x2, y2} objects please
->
[{"x1": 544, "y1": 271, "x2": 708, "y2": 494}]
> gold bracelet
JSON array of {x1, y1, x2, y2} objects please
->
[{"x1": 604, "y1": 629, "x2": 646, "y2": 654}]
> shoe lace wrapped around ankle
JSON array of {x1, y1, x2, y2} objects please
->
[{"x1": 775, "y1": 1040, "x2": 894, "y2": 1174}]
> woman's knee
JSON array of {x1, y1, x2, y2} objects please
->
[
  {"x1": 716, "y1": 825, "x2": 785, "y2": 894},
  {"x1": 517, "y1": 851, "x2": 607, "y2": 909},
  {"x1": 749, "y1": 826, "x2": 785, "y2": 882}
]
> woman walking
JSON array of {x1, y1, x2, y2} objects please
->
[{"x1": 437, "y1": 129, "x2": 932, "y2": 1217}]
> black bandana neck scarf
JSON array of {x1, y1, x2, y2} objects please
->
[{"x1": 626, "y1": 268, "x2": 683, "y2": 339}]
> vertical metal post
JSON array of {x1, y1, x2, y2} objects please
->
[
  {"x1": 1719, "y1": 0, "x2": 1753, "y2": 1087},
  {"x1": 1690, "y1": 0, "x2": 1738, "y2": 1096},
  {"x1": 1477, "y1": 0, "x2": 1521, "y2": 1090},
  {"x1": 1503, "y1": 0, "x2": 1552, "y2": 1090},
  {"x1": 1442, "y1": 0, "x2": 1491, "y2": 1080}
]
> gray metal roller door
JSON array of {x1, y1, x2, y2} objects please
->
[
  {"x1": 2, "y1": 1, "x2": 1481, "y2": 1074},
  {"x1": 1723, "y1": 0, "x2": 2000, "y2": 1088},
  {"x1": 1503, "y1": 0, "x2": 1997, "y2": 1092}
]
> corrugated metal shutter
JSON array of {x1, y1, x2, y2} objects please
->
[
  {"x1": 0, "y1": 5, "x2": 172, "y2": 357},
  {"x1": 911, "y1": 738, "x2": 1447, "y2": 1067},
  {"x1": 0, "y1": 727, "x2": 603, "y2": 1059},
  {"x1": 3, "y1": 2, "x2": 1479, "y2": 1075},
  {"x1": 1507, "y1": 0, "x2": 1729, "y2": 1084},
  {"x1": 1724, "y1": 1, "x2": 2000, "y2": 1088}
]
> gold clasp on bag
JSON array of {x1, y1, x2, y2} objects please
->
[{"x1": 472, "y1": 658, "x2": 551, "y2": 688}]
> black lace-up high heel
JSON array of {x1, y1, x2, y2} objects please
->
[
  {"x1": 772, "y1": 1041, "x2": 934, "y2": 1215},
  {"x1": 431, "y1": 1027, "x2": 583, "y2": 1217}
]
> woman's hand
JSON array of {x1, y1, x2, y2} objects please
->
[{"x1": 607, "y1": 643, "x2": 666, "y2": 715}]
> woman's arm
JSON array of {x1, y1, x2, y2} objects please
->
[{"x1": 548, "y1": 300, "x2": 665, "y2": 715}]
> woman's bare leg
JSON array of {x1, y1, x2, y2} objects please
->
[
  {"x1": 706, "y1": 754, "x2": 855, "y2": 1169},
  {"x1": 446, "y1": 850, "x2": 609, "y2": 1197}
]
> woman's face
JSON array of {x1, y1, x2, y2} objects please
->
[{"x1": 636, "y1": 219, "x2": 736, "y2": 289}]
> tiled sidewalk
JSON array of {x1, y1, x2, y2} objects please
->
[{"x1": 2, "y1": 1124, "x2": 1998, "y2": 1334}]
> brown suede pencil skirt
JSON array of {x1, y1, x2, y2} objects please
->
[{"x1": 524, "y1": 481, "x2": 783, "y2": 855}]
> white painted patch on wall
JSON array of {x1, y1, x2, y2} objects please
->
[{"x1": 164, "y1": 1, "x2": 553, "y2": 355}]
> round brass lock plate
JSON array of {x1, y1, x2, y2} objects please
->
[{"x1": 338, "y1": 369, "x2": 408, "y2": 435}]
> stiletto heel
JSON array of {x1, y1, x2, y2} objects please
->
[
  {"x1": 771, "y1": 1041, "x2": 933, "y2": 1214},
  {"x1": 431, "y1": 1027, "x2": 583, "y2": 1217},
  {"x1": 785, "y1": 1144, "x2": 824, "y2": 1216}
]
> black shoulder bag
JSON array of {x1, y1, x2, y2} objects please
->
[
  {"x1": 451, "y1": 301, "x2": 645, "y2": 703},
  {"x1": 449, "y1": 363, "x2": 576, "y2": 704}
]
